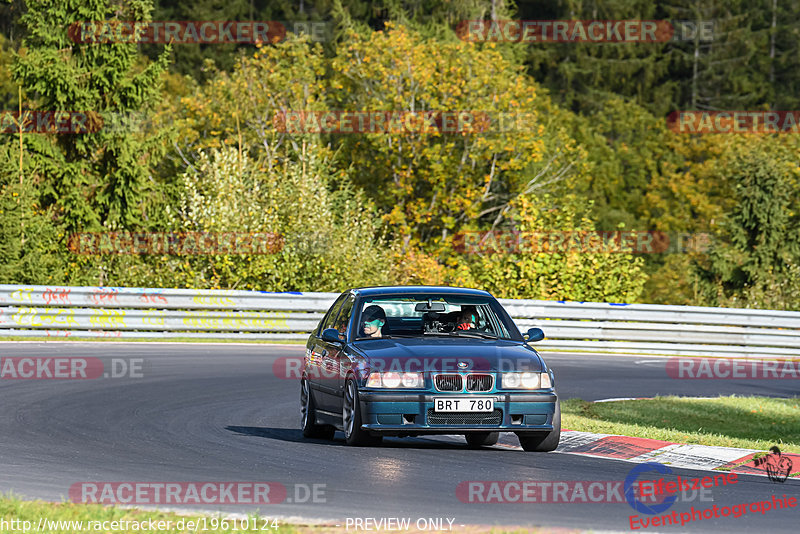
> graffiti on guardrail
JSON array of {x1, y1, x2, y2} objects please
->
[
  {"x1": 192, "y1": 295, "x2": 235, "y2": 307},
  {"x1": 138, "y1": 289, "x2": 168, "y2": 305},
  {"x1": 9, "y1": 287, "x2": 34, "y2": 303},
  {"x1": 89, "y1": 287, "x2": 121, "y2": 306},
  {"x1": 182, "y1": 311, "x2": 287, "y2": 330},
  {"x1": 11, "y1": 307, "x2": 78, "y2": 328},
  {"x1": 45, "y1": 330, "x2": 72, "y2": 337},
  {"x1": 43, "y1": 287, "x2": 72, "y2": 305},
  {"x1": 89, "y1": 309, "x2": 127, "y2": 329},
  {"x1": 88, "y1": 330, "x2": 123, "y2": 338},
  {"x1": 141, "y1": 310, "x2": 166, "y2": 326},
  {"x1": 2, "y1": 285, "x2": 799, "y2": 350}
]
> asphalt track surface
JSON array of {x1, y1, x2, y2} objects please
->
[{"x1": 1, "y1": 342, "x2": 799, "y2": 532}]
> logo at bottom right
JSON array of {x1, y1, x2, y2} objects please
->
[{"x1": 754, "y1": 446, "x2": 793, "y2": 483}]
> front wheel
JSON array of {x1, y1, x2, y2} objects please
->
[
  {"x1": 465, "y1": 432, "x2": 500, "y2": 448},
  {"x1": 301, "y1": 378, "x2": 335, "y2": 439},
  {"x1": 517, "y1": 400, "x2": 561, "y2": 452},
  {"x1": 343, "y1": 377, "x2": 381, "y2": 446}
]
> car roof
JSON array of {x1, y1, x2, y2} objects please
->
[{"x1": 352, "y1": 286, "x2": 493, "y2": 298}]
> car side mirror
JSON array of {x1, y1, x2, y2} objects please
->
[
  {"x1": 321, "y1": 328, "x2": 343, "y2": 344},
  {"x1": 524, "y1": 327, "x2": 545, "y2": 343}
]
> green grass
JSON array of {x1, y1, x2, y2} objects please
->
[
  {"x1": 0, "y1": 496, "x2": 563, "y2": 533},
  {"x1": 562, "y1": 395, "x2": 800, "y2": 454}
]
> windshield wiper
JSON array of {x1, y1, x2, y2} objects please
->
[
  {"x1": 450, "y1": 331, "x2": 498, "y2": 339},
  {"x1": 424, "y1": 331, "x2": 498, "y2": 339},
  {"x1": 355, "y1": 334, "x2": 418, "y2": 340}
]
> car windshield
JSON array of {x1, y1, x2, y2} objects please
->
[{"x1": 354, "y1": 294, "x2": 517, "y2": 340}]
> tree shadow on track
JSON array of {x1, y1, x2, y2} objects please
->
[
  {"x1": 226, "y1": 426, "x2": 320, "y2": 444},
  {"x1": 225, "y1": 425, "x2": 508, "y2": 451}
]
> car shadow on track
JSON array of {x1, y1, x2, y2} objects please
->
[{"x1": 225, "y1": 425, "x2": 510, "y2": 451}]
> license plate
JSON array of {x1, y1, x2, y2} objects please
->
[{"x1": 434, "y1": 397, "x2": 494, "y2": 412}]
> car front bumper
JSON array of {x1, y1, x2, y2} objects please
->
[{"x1": 358, "y1": 391, "x2": 557, "y2": 435}]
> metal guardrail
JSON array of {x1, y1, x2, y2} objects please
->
[{"x1": 1, "y1": 284, "x2": 799, "y2": 358}]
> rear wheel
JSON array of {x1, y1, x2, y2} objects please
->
[
  {"x1": 465, "y1": 432, "x2": 500, "y2": 448},
  {"x1": 343, "y1": 378, "x2": 381, "y2": 446},
  {"x1": 517, "y1": 400, "x2": 561, "y2": 452},
  {"x1": 301, "y1": 378, "x2": 335, "y2": 439}
]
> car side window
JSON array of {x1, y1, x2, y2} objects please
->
[
  {"x1": 477, "y1": 304, "x2": 510, "y2": 337},
  {"x1": 333, "y1": 295, "x2": 355, "y2": 339},
  {"x1": 317, "y1": 294, "x2": 348, "y2": 335}
]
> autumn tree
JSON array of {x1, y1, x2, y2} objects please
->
[
  {"x1": 330, "y1": 25, "x2": 586, "y2": 247},
  {"x1": 464, "y1": 194, "x2": 648, "y2": 302},
  {"x1": 158, "y1": 36, "x2": 392, "y2": 291}
]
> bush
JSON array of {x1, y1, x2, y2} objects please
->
[
  {"x1": 167, "y1": 145, "x2": 392, "y2": 291},
  {"x1": 459, "y1": 195, "x2": 647, "y2": 302}
]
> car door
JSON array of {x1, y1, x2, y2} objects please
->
[
  {"x1": 327, "y1": 294, "x2": 356, "y2": 413},
  {"x1": 309, "y1": 294, "x2": 347, "y2": 412}
]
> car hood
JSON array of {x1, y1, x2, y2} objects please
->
[{"x1": 351, "y1": 337, "x2": 544, "y2": 373}]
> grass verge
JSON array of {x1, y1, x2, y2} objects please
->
[
  {"x1": 561, "y1": 395, "x2": 800, "y2": 453},
  {"x1": 0, "y1": 495, "x2": 567, "y2": 534}
]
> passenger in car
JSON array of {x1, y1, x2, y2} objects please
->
[
  {"x1": 456, "y1": 305, "x2": 479, "y2": 330},
  {"x1": 361, "y1": 305, "x2": 387, "y2": 338}
]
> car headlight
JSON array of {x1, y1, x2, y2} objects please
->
[
  {"x1": 502, "y1": 372, "x2": 550, "y2": 389},
  {"x1": 366, "y1": 372, "x2": 423, "y2": 388}
]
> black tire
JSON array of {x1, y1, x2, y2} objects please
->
[
  {"x1": 343, "y1": 377, "x2": 381, "y2": 446},
  {"x1": 465, "y1": 432, "x2": 500, "y2": 448},
  {"x1": 517, "y1": 400, "x2": 561, "y2": 452},
  {"x1": 301, "y1": 378, "x2": 335, "y2": 439}
]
